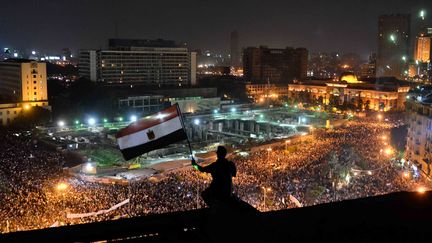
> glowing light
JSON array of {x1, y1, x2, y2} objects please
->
[
  {"x1": 301, "y1": 117, "x2": 307, "y2": 123},
  {"x1": 266, "y1": 148, "x2": 272, "y2": 152},
  {"x1": 194, "y1": 118, "x2": 200, "y2": 125},
  {"x1": 353, "y1": 172, "x2": 358, "y2": 176},
  {"x1": 389, "y1": 34, "x2": 396, "y2": 43},
  {"x1": 13, "y1": 53, "x2": 18, "y2": 58},
  {"x1": 377, "y1": 114, "x2": 383, "y2": 120},
  {"x1": 155, "y1": 113, "x2": 167, "y2": 119},
  {"x1": 57, "y1": 120, "x2": 65, "y2": 127},
  {"x1": 260, "y1": 114, "x2": 264, "y2": 119},
  {"x1": 285, "y1": 140, "x2": 291, "y2": 144},
  {"x1": 403, "y1": 171, "x2": 410, "y2": 178},
  {"x1": 367, "y1": 171, "x2": 372, "y2": 175},
  {"x1": 213, "y1": 109, "x2": 219, "y2": 114},
  {"x1": 417, "y1": 186, "x2": 427, "y2": 194},
  {"x1": 420, "y1": 10, "x2": 426, "y2": 20},
  {"x1": 119, "y1": 117, "x2": 123, "y2": 122},
  {"x1": 56, "y1": 182, "x2": 69, "y2": 191},
  {"x1": 88, "y1": 118, "x2": 96, "y2": 126},
  {"x1": 103, "y1": 118, "x2": 108, "y2": 123},
  {"x1": 385, "y1": 148, "x2": 393, "y2": 156},
  {"x1": 24, "y1": 104, "x2": 30, "y2": 110},
  {"x1": 31, "y1": 51, "x2": 36, "y2": 55},
  {"x1": 130, "y1": 115, "x2": 137, "y2": 122},
  {"x1": 402, "y1": 56, "x2": 407, "y2": 61},
  {"x1": 231, "y1": 107, "x2": 237, "y2": 113},
  {"x1": 75, "y1": 120, "x2": 80, "y2": 125}
]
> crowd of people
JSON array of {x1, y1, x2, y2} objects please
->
[{"x1": 0, "y1": 115, "x2": 426, "y2": 233}]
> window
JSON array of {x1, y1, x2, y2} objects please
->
[
  {"x1": 33, "y1": 75, "x2": 36, "y2": 78},
  {"x1": 34, "y1": 92, "x2": 37, "y2": 95}
]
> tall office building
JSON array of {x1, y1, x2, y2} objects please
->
[
  {"x1": 230, "y1": 31, "x2": 241, "y2": 68},
  {"x1": 79, "y1": 39, "x2": 197, "y2": 86},
  {"x1": 243, "y1": 46, "x2": 308, "y2": 84},
  {"x1": 414, "y1": 36, "x2": 431, "y2": 63},
  {"x1": 0, "y1": 60, "x2": 48, "y2": 103},
  {"x1": 0, "y1": 59, "x2": 50, "y2": 125},
  {"x1": 377, "y1": 14, "x2": 411, "y2": 79}
]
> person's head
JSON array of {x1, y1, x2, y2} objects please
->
[{"x1": 216, "y1": 146, "x2": 227, "y2": 160}]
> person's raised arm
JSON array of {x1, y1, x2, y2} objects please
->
[{"x1": 191, "y1": 158, "x2": 212, "y2": 173}]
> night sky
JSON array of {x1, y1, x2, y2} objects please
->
[{"x1": 0, "y1": 0, "x2": 431, "y2": 58}]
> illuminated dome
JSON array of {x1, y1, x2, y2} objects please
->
[{"x1": 340, "y1": 73, "x2": 362, "y2": 83}]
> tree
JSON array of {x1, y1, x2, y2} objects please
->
[{"x1": 13, "y1": 106, "x2": 51, "y2": 128}]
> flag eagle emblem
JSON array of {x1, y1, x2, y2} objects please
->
[{"x1": 115, "y1": 104, "x2": 188, "y2": 160}]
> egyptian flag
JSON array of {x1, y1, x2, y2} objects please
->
[{"x1": 116, "y1": 104, "x2": 188, "y2": 160}]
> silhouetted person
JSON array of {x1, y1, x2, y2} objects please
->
[{"x1": 191, "y1": 146, "x2": 236, "y2": 207}]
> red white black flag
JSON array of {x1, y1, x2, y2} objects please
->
[{"x1": 116, "y1": 104, "x2": 188, "y2": 160}]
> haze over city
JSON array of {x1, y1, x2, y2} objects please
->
[{"x1": 0, "y1": 0, "x2": 431, "y2": 56}]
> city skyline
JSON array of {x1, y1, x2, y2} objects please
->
[{"x1": 0, "y1": 0, "x2": 431, "y2": 58}]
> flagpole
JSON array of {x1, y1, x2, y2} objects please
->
[
  {"x1": 175, "y1": 103, "x2": 193, "y2": 159},
  {"x1": 175, "y1": 103, "x2": 200, "y2": 209}
]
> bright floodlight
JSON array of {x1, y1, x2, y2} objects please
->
[
  {"x1": 389, "y1": 34, "x2": 396, "y2": 43},
  {"x1": 130, "y1": 115, "x2": 137, "y2": 122},
  {"x1": 13, "y1": 53, "x2": 18, "y2": 57},
  {"x1": 231, "y1": 107, "x2": 236, "y2": 112},
  {"x1": 213, "y1": 109, "x2": 219, "y2": 114},
  {"x1": 31, "y1": 50, "x2": 36, "y2": 55},
  {"x1": 119, "y1": 117, "x2": 123, "y2": 122},
  {"x1": 194, "y1": 118, "x2": 200, "y2": 125},
  {"x1": 103, "y1": 118, "x2": 108, "y2": 123},
  {"x1": 57, "y1": 120, "x2": 65, "y2": 127},
  {"x1": 88, "y1": 118, "x2": 96, "y2": 126},
  {"x1": 420, "y1": 10, "x2": 426, "y2": 20},
  {"x1": 301, "y1": 117, "x2": 307, "y2": 123},
  {"x1": 402, "y1": 56, "x2": 407, "y2": 61}
]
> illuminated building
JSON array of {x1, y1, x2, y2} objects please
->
[
  {"x1": 286, "y1": 74, "x2": 409, "y2": 112},
  {"x1": 406, "y1": 98, "x2": 432, "y2": 176},
  {"x1": 79, "y1": 39, "x2": 197, "y2": 86},
  {"x1": 243, "y1": 46, "x2": 308, "y2": 84},
  {"x1": 377, "y1": 14, "x2": 411, "y2": 79},
  {"x1": 414, "y1": 36, "x2": 431, "y2": 63},
  {"x1": 245, "y1": 83, "x2": 288, "y2": 102},
  {"x1": 0, "y1": 59, "x2": 50, "y2": 125}
]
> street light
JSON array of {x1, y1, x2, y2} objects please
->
[
  {"x1": 384, "y1": 147, "x2": 393, "y2": 156},
  {"x1": 377, "y1": 114, "x2": 383, "y2": 120},
  {"x1": 266, "y1": 148, "x2": 272, "y2": 161},
  {"x1": 130, "y1": 115, "x2": 137, "y2": 122},
  {"x1": 261, "y1": 186, "x2": 272, "y2": 208},
  {"x1": 88, "y1": 118, "x2": 96, "y2": 126},
  {"x1": 194, "y1": 118, "x2": 200, "y2": 125},
  {"x1": 285, "y1": 140, "x2": 291, "y2": 150},
  {"x1": 57, "y1": 120, "x2": 65, "y2": 128},
  {"x1": 417, "y1": 186, "x2": 427, "y2": 194}
]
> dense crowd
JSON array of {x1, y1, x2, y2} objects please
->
[{"x1": 0, "y1": 116, "x2": 425, "y2": 233}]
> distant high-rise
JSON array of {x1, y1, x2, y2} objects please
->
[
  {"x1": 230, "y1": 31, "x2": 241, "y2": 68},
  {"x1": 414, "y1": 36, "x2": 431, "y2": 63},
  {"x1": 79, "y1": 39, "x2": 197, "y2": 86},
  {"x1": 377, "y1": 14, "x2": 411, "y2": 79},
  {"x1": 243, "y1": 46, "x2": 308, "y2": 84}
]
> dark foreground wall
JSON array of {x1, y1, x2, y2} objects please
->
[{"x1": 2, "y1": 191, "x2": 432, "y2": 243}]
